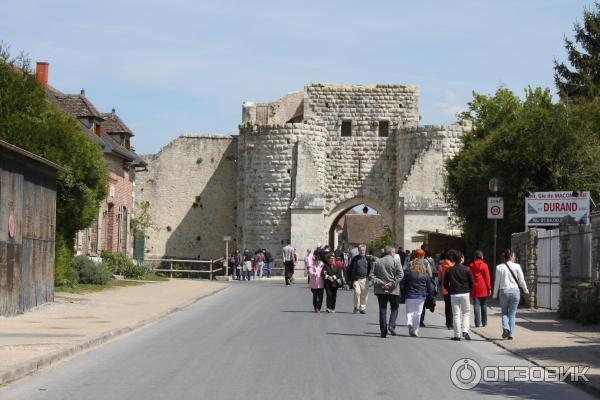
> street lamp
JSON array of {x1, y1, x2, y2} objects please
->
[{"x1": 489, "y1": 177, "x2": 500, "y2": 195}]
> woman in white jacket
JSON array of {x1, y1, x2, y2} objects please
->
[{"x1": 493, "y1": 249, "x2": 529, "y2": 340}]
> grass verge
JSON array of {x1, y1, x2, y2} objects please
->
[{"x1": 55, "y1": 280, "x2": 144, "y2": 294}]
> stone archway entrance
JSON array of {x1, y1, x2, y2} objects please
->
[{"x1": 325, "y1": 196, "x2": 395, "y2": 250}]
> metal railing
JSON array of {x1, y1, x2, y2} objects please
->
[{"x1": 145, "y1": 258, "x2": 225, "y2": 280}]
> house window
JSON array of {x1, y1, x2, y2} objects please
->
[
  {"x1": 379, "y1": 121, "x2": 389, "y2": 137},
  {"x1": 341, "y1": 120, "x2": 352, "y2": 137}
]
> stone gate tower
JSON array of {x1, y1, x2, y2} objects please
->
[{"x1": 236, "y1": 84, "x2": 467, "y2": 265}]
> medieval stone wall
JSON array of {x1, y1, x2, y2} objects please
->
[
  {"x1": 138, "y1": 83, "x2": 471, "y2": 261},
  {"x1": 136, "y1": 135, "x2": 237, "y2": 260},
  {"x1": 302, "y1": 84, "x2": 420, "y2": 236},
  {"x1": 236, "y1": 123, "x2": 328, "y2": 256},
  {"x1": 396, "y1": 123, "x2": 468, "y2": 245}
]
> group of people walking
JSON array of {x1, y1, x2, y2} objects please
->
[
  {"x1": 305, "y1": 242, "x2": 529, "y2": 341},
  {"x1": 227, "y1": 248, "x2": 274, "y2": 281}
]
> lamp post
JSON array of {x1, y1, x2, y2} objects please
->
[{"x1": 488, "y1": 178, "x2": 501, "y2": 268}]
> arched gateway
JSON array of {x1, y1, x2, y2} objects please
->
[{"x1": 137, "y1": 83, "x2": 469, "y2": 265}]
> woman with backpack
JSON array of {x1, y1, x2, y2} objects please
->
[{"x1": 493, "y1": 249, "x2": 529, "y2": 340}]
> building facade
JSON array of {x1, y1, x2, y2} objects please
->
[{"x1": 36, "y1": 62, "x2": 146, "y2": 258}]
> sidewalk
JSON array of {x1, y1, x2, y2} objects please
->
[
  {"x1": 435, "y1": 299, "x2": 600, "y2": 394},
  {"x1": 0, "y1": 279, "x2": 227, "y2": 386}
]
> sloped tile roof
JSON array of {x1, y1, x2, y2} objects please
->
[
  {"x1": 47, "y1": 86, "x2": 145, "y2": 167},
  {"x1": 101, "y1": 111, "x2": 134, "y2": 136},
  {"x1": 47, "y1": 86, "x2": 103, "y2": 119}
]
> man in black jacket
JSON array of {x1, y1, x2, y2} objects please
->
[
  {"x1": 443, "y1": 250, "x2": 474, "y2": 341},
  {"x1": 348, "y1": 244, "x2": 372, "y2": 314}
]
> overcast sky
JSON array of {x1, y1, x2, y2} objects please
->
[{"x1": 1, "y1": 1, "x2": 592, "y2": 154}]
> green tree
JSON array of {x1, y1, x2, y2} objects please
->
[
  {"x1": 554, "y1": 2, "x2": 600, "y2": 101},
  {"x1": 0, "y1": 43, "x2": 108, "y2": 285},
  {"x1": 367, "y1": 226, "x2": 394, "y2": 255},
  {"x1": 446, "y1": 87, "x2": 600, "y2": 261}
]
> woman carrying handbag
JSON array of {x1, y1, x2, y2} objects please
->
[
  {"x1": 324, "y1": 253, "x2": 343, "y2": 313},
  {"x1": 493, "y1": 249, "x2": 529, "y2": 340}
]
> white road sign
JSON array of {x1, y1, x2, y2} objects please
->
[
  {"x1": 525, "y1": 191, "x2": 590, "y2": 227},
  {"x1": 487, "y1": 197, "x2": 504, "y2": 219}
]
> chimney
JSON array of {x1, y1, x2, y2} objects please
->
[
  {"x1": 80, "y1": 88, "x2": 85, "y2": 96},
  {"x1": 35, "y1": 62, "x2": 49, "y2": 89}
]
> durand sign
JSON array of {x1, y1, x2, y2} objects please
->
[{"x1": 525, "y1": 191, "x2": 590, "y2": 227}]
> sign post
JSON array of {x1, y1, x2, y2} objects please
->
[
  {"x1": 487, "y1": 197, "x2": 504, "y2": 269},
  {"x1": 223, "y1": 235, "x2": 232, "y2": 279}
]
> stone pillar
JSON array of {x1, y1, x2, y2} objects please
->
[
  {"x1": 511, "y1": 229, "x2": 538, "y2": 308},
  {"x1": 591, "y1": 210, "x2": 600, "y2": 283},
  {"x1": 289, "y1": 139, "x2": 325, "y2": 277},
  {"x1": 559, "y1": 215, "x2": 593, "y2": 300}
]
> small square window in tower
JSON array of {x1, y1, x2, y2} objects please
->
[
  {"x1": 379, "y1": 121, "x2": 389, "y2": 137},
  {"x1": 341, "y1": 120, "x2": 352, "y2": 137}
]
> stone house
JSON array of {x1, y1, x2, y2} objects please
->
[{"x1": 35, "y1": 62, "x2": 146, "y2": 257}]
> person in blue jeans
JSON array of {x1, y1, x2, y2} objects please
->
[{"x1": 493, "y1": 249, "x2": 529, "y2": 340}]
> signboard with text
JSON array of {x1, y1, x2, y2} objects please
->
[
  {"x1": 525, "y1": 191, "x2": 590, "y2": 227},
  {"x1": 487, "y1": 197, "x2": 504, "y2": 219}
]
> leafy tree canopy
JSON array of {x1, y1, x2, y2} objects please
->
[
  {"x1": 446, "y1": 87, "x2": 600, "y2": 260},
  {"x1": 0, "y1": 42, "x2": 108, "y2": 284}
]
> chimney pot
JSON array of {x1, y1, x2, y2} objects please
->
[
  {"x1": 80, "y1": 88, "x2": 85, "y2": 96},
  {"x1": 35, "y1": 62, "x2": 49, "y2": 89},
  {"x1": 112, "y1": 108, "x2": 116, "y2": 114}
]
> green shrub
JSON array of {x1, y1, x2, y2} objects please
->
[
  {"x1": 75, "y1": 256, "x2": 112, "y2": 285},
  {"x1": 124, "y1": 264, "x2": 147, "y2": 280},
  {"x1": 55, "y1": 236, "x2": 78, "y2": 287},
  {"x1": 558, "y1": 291, "x2": 578, "y2": 319},
  {"x1": 559, "y1": 289, "x2": 600, "y2": 325},
  {"x1": 101, "y1": 251, "x2": 148, "y2": 279}
]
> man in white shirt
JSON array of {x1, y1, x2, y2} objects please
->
[{"x1": 282, "y1": 240, "x2": 295, "y2": 286}]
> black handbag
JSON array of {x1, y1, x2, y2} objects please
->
[{"x1": 504, "y1": 263, "x2": 526, "y2": 307}]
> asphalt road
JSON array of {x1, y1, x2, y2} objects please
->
[{"x1": 0, "y1": 280, "x2": 593, "y2": 400}]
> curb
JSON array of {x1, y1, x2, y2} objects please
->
[
  {"x1": 433, "y1": 302, "x2": 600, "y2": 397},
  {"x1": 0, "y1": 284, "x2": 229, "y2": 387},
  {"x1": 469, "y1": 327, "x2": 600, "y2": 398}
]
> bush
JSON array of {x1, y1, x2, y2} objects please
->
[
  {"x1": 559, "y1": 289, "x2": 600, "y2": 325},
  {"x1": 55, "y1": 236, "x2": 78, "y2": 287},
  {"x1": 101, "y1": 251, "x2": 148, "y2": 279},
  {"x1": 558, "y1": 292, "x2": 578, "y2": 319},
  {"x1": 75, "y1": 256, "x2": 113, "y2": 285}
]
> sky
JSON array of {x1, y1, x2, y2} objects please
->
[{"x1": 1, "y1": 0, "x2": 592, "y2": 155}]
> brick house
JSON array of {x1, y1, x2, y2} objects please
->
[{"x1": 35, "y1": 62, "x2": 146, "y2": 257}]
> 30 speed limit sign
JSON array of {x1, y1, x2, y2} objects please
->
[{"x1": 487, "y1": 197, "x2": 504, "y2": 219}]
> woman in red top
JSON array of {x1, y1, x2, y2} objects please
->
[{"x1": 469, "y1": 250, "x2": 491, "y2": 327}]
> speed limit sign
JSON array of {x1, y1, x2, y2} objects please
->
[{"x1": 487, "y1": 197, "x2": 504, "y2": 219}]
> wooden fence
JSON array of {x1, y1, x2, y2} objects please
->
[{"x1": 145, "y1": 258, "x2": 225, "y2": 280}]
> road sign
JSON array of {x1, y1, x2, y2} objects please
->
[
  {"x1": 223, "y1": 235, "x2": 232, "y2": 241},
  {"x1": 525, "y1": 191, "x2": 590, "y2": 227},
  {"x1": 487, "y1": 197, "x2": 504, "y2": 219}
]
